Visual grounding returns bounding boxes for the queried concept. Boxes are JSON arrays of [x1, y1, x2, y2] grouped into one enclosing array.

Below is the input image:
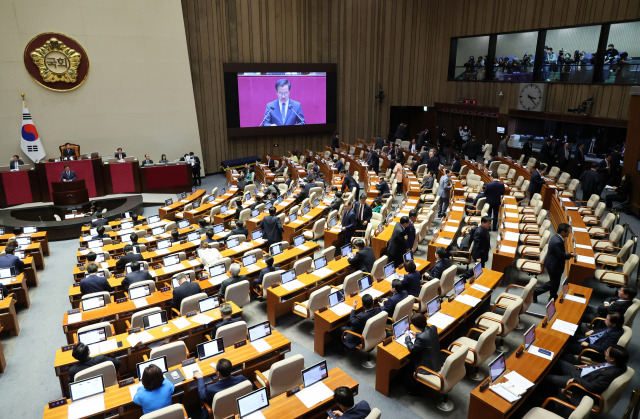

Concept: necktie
[[359, 204, 364, 220], [281, 103, 286, 124], [588, 330, 606, 344]]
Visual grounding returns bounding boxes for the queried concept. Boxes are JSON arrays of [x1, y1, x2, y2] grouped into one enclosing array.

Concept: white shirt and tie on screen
[[261, 78, 305, 126]]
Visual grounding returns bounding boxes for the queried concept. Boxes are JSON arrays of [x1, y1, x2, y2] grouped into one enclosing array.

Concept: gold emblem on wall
[[23, 33, 90, 92]]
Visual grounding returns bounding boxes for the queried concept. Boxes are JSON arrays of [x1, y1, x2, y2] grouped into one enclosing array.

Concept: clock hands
[[527, 94, 538, 104]]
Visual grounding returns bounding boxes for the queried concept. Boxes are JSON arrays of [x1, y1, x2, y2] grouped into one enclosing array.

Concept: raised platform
[[0, 195, 144, 241]]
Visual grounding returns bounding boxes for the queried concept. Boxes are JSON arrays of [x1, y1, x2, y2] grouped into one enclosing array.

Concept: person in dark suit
[[91, 212, 108, 227], [228, 220, 248, 238], [573, 143, 586, 178], [0, 246, 25, 273], [339, 294, 382, 350], [341, 171, 360, 200], [92, 225, 109, 240], [265, 155, 276, 170], [218, 263, 247, 300], [189, 152, 202, 186], [79, 263, 113, 295], [328, 191, 344, 211], [330, 386, 371, 419], [522, 139, 533, 160], [485, 172, 506, 231], [368, 148, 380, 174], [261, 79, 305, 126], [605, 174, 631, 209], [374, 135, 385, 150], [426, 150, 440, 176], [172, 273, 202, 310], [341, 201, 357, 247], [387, 216, 410, 267], [461, 137, 480, 161], [115, 245, 143, 271], [557, 142, 571, 172], [114, 148, 126, 159], [62, 143, 77, 158], [401, 260, 421, 297], [583, 286, 636, 324], [121, 261, 152, 291], [450, 155, 461, 174], [405, 209, 418, 251], [405, 314, 441, 392], [580, 162, 600, 201], [206, 303, 241, 342], [471, 216, 491, 268], [562, 312, 625, 362], [60, 164, 78, 182], [69, 343, 122, 382], [395, 122, 407, 141], [9, 155, 23, 170], [597, 155, 612, 195], [353, 194, 372, 233], [375, 178, 390, 198], [333, 158, 345, 173], [424, 247, 451, 280], [347, 239, 375, 273], [141, 154, 153, 166], [253, 255, 279, 286], [331, 131, 340, 150], [534, 223, 575, 302], [538, 138, 554, 167], [528, 163, 546, 196], [380, 279, 408, 315], [193, 358, 249, 419], [259, 207, 283, 246]]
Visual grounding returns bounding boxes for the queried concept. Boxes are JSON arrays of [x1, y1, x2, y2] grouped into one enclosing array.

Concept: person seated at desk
[[85, 252, 98, 263], [329, 386, 371, 419], [131, 214, 145, 226], [583, 286, 636, 325], [193, 358, 248, 419], [401, 260, 421, 297], [605, 174, 631, 209], [141, 154, 153, 166], [375, 178, 390, 198], [60, 164, 77, 182], [421, 171, 435, 191], [121, 261, 153, 291], [61, 143, 77, 158], [379, 279, 408, 314], [218, 263, 247, 300], [254, 255, 278, 286], [133, 364, 175, 414], [170, 229, 181, 243], [198, 241, 222, 268], [347, 239, 375, 273], [328, 191, 344, 212], [424, 247, 451, 280], [206, 303, 241, 340], [404, 313, 440, 393], [333, 158, 345, 173], [159, 154, 169, 164], [371, 197, 383, 213], [337, 294, 382, 352], [68, 342, 122, 382], [0, 283, 9, 299], [92, 225, 109, 240], [341, 201, 357, 247], [228, 220, 248, 238], [562, 312, 624, 363], [0, 246, 25, 273], [128, 233, 144, 253], [450, 154, 461, 174], [91, 211, 108, 227], [115, 245, 143, 271], [486, 151, 500, 166], [203, 229, 216, 244], [233, 199, 244, 221], [263, 180, 279, 197], [172, 272, 202, 309], [195, 218, 209, 235], [9, 155, 23, 170], [114, 148, 126, 159], [79, 263, 113, 296]]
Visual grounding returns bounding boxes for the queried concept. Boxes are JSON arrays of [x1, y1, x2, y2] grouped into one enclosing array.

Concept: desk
[[182, 187, 239, 222], [282, 206, 328, 243], [158, 189, 205, 220], [0, 295, 20, 336], [0, 273, 29, 309], [375, 269, 503, 396], [492, 196, 520, 273], [141, 163, 192, 192], [40, 158, 104, 199], [0, 168, 41, 207]]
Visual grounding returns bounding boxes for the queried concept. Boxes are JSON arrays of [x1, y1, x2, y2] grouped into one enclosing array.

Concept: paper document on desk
[[504, 232, 519, 242], [499, 245, 517, 254], [564, 294, 587, 304], [297, 244, 310, 251], [312, 267, 334, 278], [427, 312, 455, 329], [182, 363, 203, 379], [154, 249, 170, 256], [451, 206, 465, 212], [551, 319, 579, 335], [67, 313, 82, 324], [280, 280, 304, 291], [573, 227, 587, 233], [575, 244, 591, 250], [361, 288, 384, 299], [163, 264, 184, 274], [188, 259, 200, 267], [128, 383, 142, 400], [565, 206, 578, 210], [67, 394, 106, 419], [576, 255, 595, 265], [208, 275, 227, 287], [471, 283, 491, 294], [504, 204, 517, 209], [251, 338, 272, 353], [171, 317, 192, 330], [133, 298, 148, 309], [99, 338, 118, 354], [444, 226, 457, 233], [296, 382, 334, 408], [190, 313, 214, 325], [505, 371, 534, 390], [502, 222, 517, 229], [435, 237, 452, 246], [454, 294, 482, 307], [245, 263, 261, 272], [136, 330, 154, 344], [527, 345, 554, 360], [489, 383, 520, 403], [330, 302, 353, 317], [243, 411, 267, 419]]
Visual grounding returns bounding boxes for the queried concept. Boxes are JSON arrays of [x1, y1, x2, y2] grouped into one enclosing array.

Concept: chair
[[563, 366, 634, 414], [224, 281, 250, 307], [74, 361, 119, 387], [547, 166, 560, 179], [577, 325, 632, 364], [269, 241, 289, 255], [254, 354, 304, 398], [476, 297, 523, 352], [226, 234, 246, 244], [526, 157, 537, 169], [59, 143, 80, 156], [140, 404, 187, 419], [594, 254, 639, 287], [519, 220, 551, 244], [559, 179, 580, 198], [624, 299, 640, 328], [254, 270, 283, 299], [215, 321, 248, 348], [341, 310, 388, 368], [321, 246, 336, 263], [488, 160, 501, 172], [204, 380, 253, 419], [340, 271, 363, 295], [364, 408, 382, 419], [438, 265, 457, 298], [494, 277, 537, 329], [594, 239, 634, 268], [588, 212, 616, 237], [512, 180, 530, 200], [127, 307, 163, 329], [293, 286, 331, 328], [452, 242, 474, 269], [370, 256, 388, 281], [556, 172, 571, 188], [414, 279, 440, 313], [591, 224, 624, 252], [127, 280, 156, 297], [293, 257, 312, 276], [522, 396, 594, 419], [149, 341, 188, 368], [517, 230, 551, 258], [81, 291, 111, 305], [386, 296, 414, 330], [414, 345, 469, 411], [577, 194, 601, 214], [448, 324, 499, 381], [172, 292, 207, 316], [164, 221, 177, 232], [303, 219, 326, 241]]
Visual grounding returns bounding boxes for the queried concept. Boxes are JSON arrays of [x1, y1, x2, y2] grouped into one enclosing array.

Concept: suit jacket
[[114, 152, 127, 159], [374, 137, 385, 150], [218, 275, 247, 300], [340, 401, 372, 419], [383, 290, 408, 315], [580, 170, 599, 194], [581, 327, 624, 354], [347, 246, 375, 273], [574, 365, 626, 395], [328, 197, 344, 212], [402, 271, 421, 297], [462, 141, 480, 160], [387, 223, 407, 261], [9, 160, 23, 170], [369, 151, 379, 173], [558, 148, 571, 169], [263, 99, 305, 126], [69, 355, 122, 382], [529, 170, 545, 195], [60, 170, 78, 181], [376, 180, 390, 197], [334, 161, 345, 173], [544, 234, 572, 275], [574, 148, 585, 169], [539, 142, 553, 164], [197, 375, 248, 404], [497, 139, 508, 156], [426, 156, 440, 175], [405, 222, 416, 250], [406, 325, 441, 371], [121, 270, 152, 290], [0, 254, 25, 272], [331, 135, 340, 149], [343, 307, 382, 349], [471, 226, 491, 263], [62, 148, 77, 157], [342, 174, 359, 195], [522, 142, 533, 159], [80, 274, 113, 295], [451, 160, 461, 173], [229, 227, 248, 237], [115, 252, 144, 271], [484, 180, 506, 206], [353, 202, 372, 224], [259, 216, 283, 243], [172, 281, 202, 310], [437, 175, 451, 198], [342, 209, 357, 244], [428, 258, 451, 279], [597, 298, 632, 318], [141, 159, 153, 166]]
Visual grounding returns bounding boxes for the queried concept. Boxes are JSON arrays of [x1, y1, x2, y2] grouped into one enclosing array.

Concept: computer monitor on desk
[[328, 290, 345, 307], [427, 297, 441, 317], [237, 388, 269, 419], [302, 360, 329, 388], [546, 299, 556, 321], [524, 325, 536, 350], [197, 338, 224, 361], [473, 262, 483, 282], [136, 356, 168, 379], [129, 284, 150, 300], [489, 353, 507, 383], [69, 375, 105, 402], [248, 321, 271, 342], [392, 315, 410, 341]]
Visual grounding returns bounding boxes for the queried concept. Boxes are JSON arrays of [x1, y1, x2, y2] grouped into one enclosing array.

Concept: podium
[[51, 180, 89, 206]]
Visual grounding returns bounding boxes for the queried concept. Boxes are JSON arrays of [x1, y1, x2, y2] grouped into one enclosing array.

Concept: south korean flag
[[21, 99, 47, 162]]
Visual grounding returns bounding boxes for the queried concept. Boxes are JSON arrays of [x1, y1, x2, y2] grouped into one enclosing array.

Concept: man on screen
[[261, 79, 305, 126], [60, 164, 78, 182]]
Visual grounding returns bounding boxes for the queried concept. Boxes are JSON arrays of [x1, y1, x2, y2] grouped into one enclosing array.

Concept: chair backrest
[[416, 279, 440, 313], [538, 230, 551, 248], [243, 248, 263, 261], [215, 320, 248, 348], [391, 296, 415, 323], [526, 157, 536, 168], [618, 325, 632, 347], [227, 234, 246, 243], [600, 366, 634, 415], [364, 408, 382, 419], [625, 299, 640, 328], [260, 270, 284, 298], [518, 154, 525, 163], [211, 187, 218, 197], [507, 168, 516, 180], [557, 172, 570, 185], [266, 354, 305, 397], [501, 298, 523, 336], [77, 321, 113, 339], [179, 292, 208, 315], [475, 197, 486, 210], [238, 209, 251, 223], [293, 257, 312, 276], [439, 265, 457, 297], [140, 404, 186, 419], [519, 276, 538, 312], [440, 344, 469, 392], [488, 161, 501, 172], [312, 218, 327, 239], [514, 176, 524, 188], [128, 280, 156, 296], [497, 164, 509, 176], [567, 396, 594, 419], [150, 341, 188, 369], [342, 271, 363, 296], [521, 180, 530, 192], [623, 254, 639, 276], [362, 310, 388, 351], [224, 280, 250, 307], [474, 325, 499, 366], [211, 380, 253, 419], [536, 210, 547, 225], [164, 221, 177, 232], [74, 361, 119, 387], [306, 286, 331, 319], [183, 203, 193, 212], [548, 166, 560, 178], [617, 239, 634, 263], [131, 307, 163, 329], [610, 225, 624, 246], [600, 213, 616, 231], [321, 246, 336, 263], [371, 256, 388, 281]]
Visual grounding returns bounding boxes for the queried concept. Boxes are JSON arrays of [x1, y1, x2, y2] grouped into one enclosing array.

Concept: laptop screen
[[302, 360, 329, 388], [181, 192, 188, 199], [165, 199, 173, 206], [314, 256, 327, 270], [209, 195, 215, 203], [129, 284, 150, 300], [427, 297, 441, 317], [221, 205, 228, 214], [293, 235, 305, 247], [403, 251, 413, 262], [314, 198, 320, 207], [163, 255, 180, 267], [0, 227, 4, 235], [213, 223, 224, 234], [242, 254, 257, 267], [157, 239, 171, 250], [178, 220, 190, 229], [142, 311, 168, 330], [454, 278, 466, 296], [248, 321, 271, 342], [187, 231, 199, 242], [226, 237, 239, 248], [237, 388, 269, 418], [122, 212, 131, 219], [22, 226, 37, 234], [198, 296, 220, 313], [329, 217, 337, 228], [136, 356, 168, 379], [561, 278, 569, 297], [328, 290, 345, 307], [358, 275, 373, 292], [78, 327, 107, 345], [148, 215, 161, 224], [278, 196, 284, 203], [302, 205, 310, 215], [14, 250, 25, 260], [208, 263, 226, 278], [489, 353, 507, 382], [94, 253, 105, 263], [384, 263, 395, 279], [546, 299, 556, 320], [265, 202, 272, 211], [524, 325, 536, 350], [220, 187, 226, 195], [0, 267, 16, 279], [121, 221, 134, 230], [393, 315, 410, 340], [197, 338, 224, 361], [87, 239, 102, 249], [341, 244, 352, 258], [473, 262, 483, 280], [81, 295, 106, 312], [172, 275, 190, 288], [244, 193, 251, 201], [151, 226, 165, 236], [251, 230, 263, 241], [69, 375, 105, 402], [251, 209, 259, 217], [289, 213, 297, 222], [271, 244, 282, 256], [281, 269, 296, 284]]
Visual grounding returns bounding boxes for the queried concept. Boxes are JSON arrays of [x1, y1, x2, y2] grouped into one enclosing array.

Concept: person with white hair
[[217, 262, 248, 300]]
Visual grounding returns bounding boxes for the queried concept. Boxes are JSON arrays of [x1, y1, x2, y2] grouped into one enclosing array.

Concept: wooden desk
[[0, 231, 50, 256], [182, 187, 240, 222], [282, 206, 328, 243], [491, 196, 520, 273], [158, 189, 205, 220], [0, 273, 29, 309], [375, 269, 503, 396], [0, 295, 20, 336], [0, 241, 45, 270]]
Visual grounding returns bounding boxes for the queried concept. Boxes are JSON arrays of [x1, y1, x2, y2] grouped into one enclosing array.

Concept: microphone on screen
[[288, 104, 305, 125], [260, 105, 275, 127]]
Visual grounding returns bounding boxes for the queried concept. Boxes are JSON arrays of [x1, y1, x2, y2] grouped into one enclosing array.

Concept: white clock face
[[519, 84, 543, 111]]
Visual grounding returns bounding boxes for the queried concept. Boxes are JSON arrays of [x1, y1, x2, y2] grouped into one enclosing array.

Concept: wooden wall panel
[[182, 0, 640, 172]]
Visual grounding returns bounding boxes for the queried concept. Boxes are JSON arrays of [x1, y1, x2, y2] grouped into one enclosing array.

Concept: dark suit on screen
[[262, 99, 305, 126]]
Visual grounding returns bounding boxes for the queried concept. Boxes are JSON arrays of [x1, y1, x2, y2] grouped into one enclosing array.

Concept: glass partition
[[494, 31, 537, 82], [539, 25, 600, 83], [454, 36, 489, 81], [605, 21, 640, 84]]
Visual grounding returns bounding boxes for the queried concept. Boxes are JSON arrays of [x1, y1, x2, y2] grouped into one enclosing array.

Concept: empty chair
[[438, 265, 457, 298], [254, 354, 304, 398], [594, 239, 634, 268], [594, 254, 639, 287], [448, 324, 499, 380], [414, 279, 440, 313], [476, 297, 523, 352], [164, 221, 177, 232], [224, 280, 250, 307], [624, 299, 640, 328], [74, 361, 119, 387], [494, 276, 537, 329], [365, 408, 382, 419], [370, 256, 388, 281], [128, 280, 157, 297], [522, 396, 593, 419], [556, 172, 571, 187], [216, 320, 248, 348], [591, 224, 624, 252], [577, 194, 601, 214], [582, 202, 606, 225], [414, 344, 469, 411], [559, 179, 580, 198], [517, 230, 551, 258], [547, 166, 560, 179], [588, 212, 616, 237], [340, 271, 363, 295], [129, 307, 163, 329], [81, 291, 111, 305], [293, 286, 331, 325], [205, 380, 253, 419], [321, 246, 336, 263], [302, 218, 326, 242], [341, 310, 388, 368], [515, 245, 548, 280], [293, 257, 312, 276], [149, 341, 188, 368]]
